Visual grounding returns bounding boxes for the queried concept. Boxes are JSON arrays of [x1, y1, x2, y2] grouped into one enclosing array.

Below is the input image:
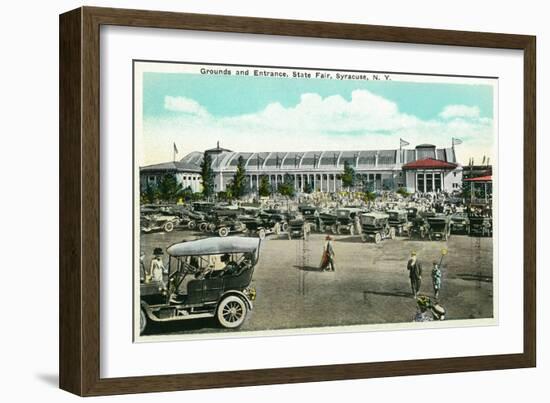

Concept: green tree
[[342, 160, 356, 190], [229, 156, 247, 198], [278, 173, 296, 198], [303, 181, 314, 194], [461, 181, 472, 200], [258, 175, 271, 197], [200, 152, 215, 198], [396, 187, 410, 197], [180, 186, 194, 202], [142, 180, 158, 203], [157, 173, 183, 202], [364, 191, 377, 203]]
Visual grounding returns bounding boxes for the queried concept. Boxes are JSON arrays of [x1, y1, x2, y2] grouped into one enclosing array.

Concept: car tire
[[374, 233, 382, 244], [217, 295, 248, 329], [198, 222, 207, 232], [258, 229, 266, 240], [140, 309, 148, 335], [218, 227, 229, 237], [163, 221, 174, 232], [331, 224, 338, 234], [187, 220, 196, 230], [281, 222, 289, 232], [208, 223, 216, 232], [389, 227, 396, 239]]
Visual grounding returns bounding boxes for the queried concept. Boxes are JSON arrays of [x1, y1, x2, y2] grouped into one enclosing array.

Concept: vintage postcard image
[[133, 61, 497, 341]]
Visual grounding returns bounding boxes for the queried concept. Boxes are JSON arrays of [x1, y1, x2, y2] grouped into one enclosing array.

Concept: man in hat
[[320, 235, 336, 271], [407, 251, 422, 297], [150, 247, 166, 286]]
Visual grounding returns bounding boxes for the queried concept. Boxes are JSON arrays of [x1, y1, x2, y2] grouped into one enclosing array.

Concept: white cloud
[[164, 96, 209, 117], [439, 104, 480, 119], [142, 91, 494, 166], [223, 90, 419, 134]]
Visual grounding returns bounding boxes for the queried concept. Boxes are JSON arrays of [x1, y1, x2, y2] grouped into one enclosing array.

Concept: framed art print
[[59, 6, 536, 396]]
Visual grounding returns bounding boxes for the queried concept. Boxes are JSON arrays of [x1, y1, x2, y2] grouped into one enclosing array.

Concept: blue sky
[[143, 72, 494, 121], [139, 69, 495, 166]]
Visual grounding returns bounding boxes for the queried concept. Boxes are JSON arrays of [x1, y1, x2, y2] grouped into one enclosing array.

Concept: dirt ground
[[140, 229, 494, 336]]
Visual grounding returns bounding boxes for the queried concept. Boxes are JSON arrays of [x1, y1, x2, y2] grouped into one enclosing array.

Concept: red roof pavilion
[[402, 158, 457, 170], [464, 175, 492, 182]]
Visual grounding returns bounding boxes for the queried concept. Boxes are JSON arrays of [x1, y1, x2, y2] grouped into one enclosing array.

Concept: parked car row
[[140, 198, 492, 240]]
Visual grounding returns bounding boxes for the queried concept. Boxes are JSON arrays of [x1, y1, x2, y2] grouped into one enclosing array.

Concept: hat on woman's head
[[153, 247, 163, 256]]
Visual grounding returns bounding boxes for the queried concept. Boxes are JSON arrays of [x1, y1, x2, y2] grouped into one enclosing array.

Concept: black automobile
[[139, 237, 260, 334], [332, 208, 362, 235], [318, 210, 338, 232], [409, 215, 429, 240], [427, 214, 451, 241], [360, 212, 395, 243], [259, 208, 289, 233], [450, 212, 470, 235], [469, 216, 493, 237], [140, 205, 181, 233], [387, 209, 410, 236], [287, 213, 311, 240], [298, 205, 324, 232], [406, 207, 419, 222]]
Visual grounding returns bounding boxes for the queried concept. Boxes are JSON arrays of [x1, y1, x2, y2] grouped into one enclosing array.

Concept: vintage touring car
[[427, 214, 452, 241], [469, 216, 493, 237], [332, 208, 363, 235], [360, 212, 395, 243], [287, 214, 311, 240], [140, 206, 181, 233], [387, 209, 411, 236], [139, 237, 260, 335], [450, 212, 470, 235]]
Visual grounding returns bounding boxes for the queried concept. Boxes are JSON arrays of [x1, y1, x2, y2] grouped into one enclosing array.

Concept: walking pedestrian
[[320, 235, 336, 271], [139, 251, 146, 283], [353, 214, 362, 235], [150, 247, 166, 286], [431, 261, 442, 299], [407, 251, 422, 297]]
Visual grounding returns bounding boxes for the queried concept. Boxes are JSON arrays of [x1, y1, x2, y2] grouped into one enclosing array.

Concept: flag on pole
[[400, 138, 410, 147], [486, 157, 490, 166], [173, 142, 179, 154], [482, 155, 486, 165], [452, 137, 463, 146]]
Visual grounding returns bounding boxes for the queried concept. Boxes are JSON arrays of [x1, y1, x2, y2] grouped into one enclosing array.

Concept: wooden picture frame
[[59, 6, 536, 396]]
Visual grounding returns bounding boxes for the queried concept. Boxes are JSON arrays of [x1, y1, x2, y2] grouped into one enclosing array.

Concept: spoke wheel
[[139, 309, 147, 335], [163, 221, 174, 232], [217, 296, 247, 329], [218, 227, 229, 237]]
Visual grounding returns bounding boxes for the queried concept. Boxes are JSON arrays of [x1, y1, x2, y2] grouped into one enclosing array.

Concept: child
[[431, 261, 442, 299]]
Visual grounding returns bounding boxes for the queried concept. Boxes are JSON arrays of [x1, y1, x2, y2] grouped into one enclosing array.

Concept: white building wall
[[405, 171, 417, 193], [444, 167, 463, 193]]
